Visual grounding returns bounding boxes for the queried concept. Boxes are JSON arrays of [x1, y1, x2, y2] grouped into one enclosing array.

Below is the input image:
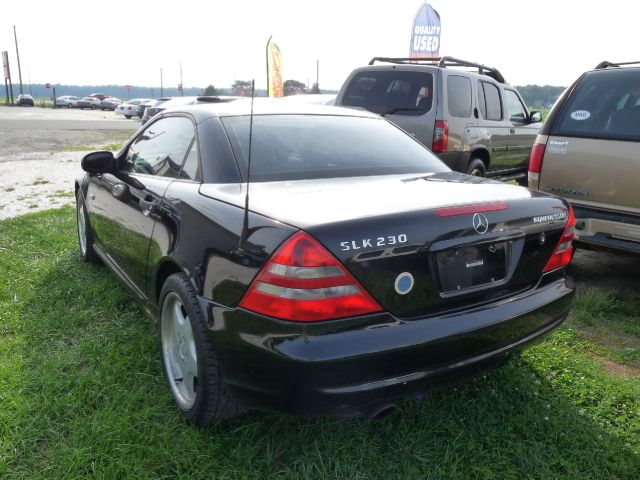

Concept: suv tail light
[[542, 204, 575, 273], [528, 142, 546, 188], [432, 120, 449, 153], [239, 231, 383, 322]]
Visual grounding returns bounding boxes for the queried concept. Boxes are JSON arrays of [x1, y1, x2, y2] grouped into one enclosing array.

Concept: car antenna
[[238, 79, 256, 252]]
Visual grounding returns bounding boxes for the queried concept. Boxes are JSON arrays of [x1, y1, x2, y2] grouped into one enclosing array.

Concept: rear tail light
[[432, 120, 449, 153], [528, 142, 546, 188], [239, 231, 383, 322], [543, 204, 575, 273]]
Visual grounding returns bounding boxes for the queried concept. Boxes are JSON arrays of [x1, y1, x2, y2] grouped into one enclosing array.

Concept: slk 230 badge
[[340, 234, 408, 251]]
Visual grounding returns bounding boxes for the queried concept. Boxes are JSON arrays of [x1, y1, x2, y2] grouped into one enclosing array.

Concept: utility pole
[[160, 68, 163, 97], [13, 26, 23, 95], [179, 61, 183, 96]]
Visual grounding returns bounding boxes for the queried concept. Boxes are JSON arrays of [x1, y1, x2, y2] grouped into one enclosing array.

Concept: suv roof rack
[[594, 60, 640, 69], [367, 56, 506, 83]]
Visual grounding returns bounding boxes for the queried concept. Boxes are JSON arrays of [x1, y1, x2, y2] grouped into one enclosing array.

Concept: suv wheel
[[466, 158, 487, 177]]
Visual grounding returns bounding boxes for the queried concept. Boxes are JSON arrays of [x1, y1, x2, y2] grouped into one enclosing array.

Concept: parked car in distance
[[140, 97, 173, 125], [16, 94, 35, 106], [336, 57, 542, 184], [138, 98, 157, 120], [529, 60, 640, 255], [78, 96, 101, 109], [100, 97, 122, 111], [76, 102, 575, 425], [141, 96, 243, 124], [55, 95, 81, 108], [114, 98, 151, 119]]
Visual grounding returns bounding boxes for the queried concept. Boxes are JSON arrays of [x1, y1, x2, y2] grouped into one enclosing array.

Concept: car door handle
[[510, 128, 516, 134]]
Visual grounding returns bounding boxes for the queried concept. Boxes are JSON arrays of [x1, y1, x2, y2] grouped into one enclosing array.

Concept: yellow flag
[[267, 37, 283, 98]]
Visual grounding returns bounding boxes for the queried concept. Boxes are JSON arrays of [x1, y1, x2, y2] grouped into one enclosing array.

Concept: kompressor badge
[[532, 212, 567, 223]]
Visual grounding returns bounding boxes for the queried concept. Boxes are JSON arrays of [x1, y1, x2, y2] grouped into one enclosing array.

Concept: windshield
[[221, 114, 449, 182]]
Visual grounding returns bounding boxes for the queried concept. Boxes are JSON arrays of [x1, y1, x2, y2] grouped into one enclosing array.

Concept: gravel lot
[[0, 106, 135, 220]]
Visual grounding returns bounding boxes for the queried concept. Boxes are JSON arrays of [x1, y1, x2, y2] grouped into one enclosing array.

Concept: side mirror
[[81, 151, 116, 173], [529, 111, 542, 123]]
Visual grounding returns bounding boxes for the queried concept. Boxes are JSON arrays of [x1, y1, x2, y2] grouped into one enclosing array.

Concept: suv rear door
[[539, 69, 640, 213]]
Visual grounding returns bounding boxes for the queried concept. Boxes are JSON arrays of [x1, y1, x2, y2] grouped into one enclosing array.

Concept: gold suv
[[528, 61, 640, 254]]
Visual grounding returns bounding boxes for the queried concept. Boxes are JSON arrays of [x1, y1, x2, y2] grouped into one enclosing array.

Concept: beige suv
[[528, 61, 640, 254]]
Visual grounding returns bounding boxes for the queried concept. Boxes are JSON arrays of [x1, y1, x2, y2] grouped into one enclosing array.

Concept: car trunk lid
[[201, 172, 571, 318]]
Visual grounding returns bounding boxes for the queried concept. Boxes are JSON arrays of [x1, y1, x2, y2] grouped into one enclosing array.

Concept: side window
[[480, 82, 503, 121], [447, 75, 472, 117], [505, 90, 528, 123], [123, 117, 195, 178], [180, 139, 200, 181]]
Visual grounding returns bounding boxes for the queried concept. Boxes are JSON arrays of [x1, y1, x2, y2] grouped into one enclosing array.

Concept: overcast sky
[[1, 0, 637, 91]]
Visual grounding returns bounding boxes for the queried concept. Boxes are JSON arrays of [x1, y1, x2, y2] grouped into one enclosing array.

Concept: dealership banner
[[266, 37, 283, 98], [410, 2, 441, 59]]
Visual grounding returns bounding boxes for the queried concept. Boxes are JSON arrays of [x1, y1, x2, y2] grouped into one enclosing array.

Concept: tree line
[[515, 85, 566, 108], [1, 82, 563, 104]]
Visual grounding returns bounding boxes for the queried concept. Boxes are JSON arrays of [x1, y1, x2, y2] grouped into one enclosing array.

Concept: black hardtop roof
[[367, 56, 506, 84], [162, 101, 382, 123]]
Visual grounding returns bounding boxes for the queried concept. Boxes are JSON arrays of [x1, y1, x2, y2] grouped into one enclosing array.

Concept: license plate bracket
[[436, 242, 508, 294]]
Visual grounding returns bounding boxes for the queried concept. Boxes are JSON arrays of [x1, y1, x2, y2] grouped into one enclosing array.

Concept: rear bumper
[[572, 204, 640, 254], [202, 274, 574, 417]]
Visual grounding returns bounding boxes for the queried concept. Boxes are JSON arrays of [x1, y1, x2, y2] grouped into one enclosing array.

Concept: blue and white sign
[[410, 2, 441, 58]]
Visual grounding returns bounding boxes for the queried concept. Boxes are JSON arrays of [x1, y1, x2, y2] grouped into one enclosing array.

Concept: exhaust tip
[[362, 403, 399, 421]]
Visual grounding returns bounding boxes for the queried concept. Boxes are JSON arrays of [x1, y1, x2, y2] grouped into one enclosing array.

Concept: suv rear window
[[553, 69, 640, 142], [221, 115, 449, 182], [341, 71, 434, 116]]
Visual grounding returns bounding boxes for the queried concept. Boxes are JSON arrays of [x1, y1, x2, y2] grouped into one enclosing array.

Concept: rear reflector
[[432, 120, 449, 153], [543, 204, 575, 273], [239, 231, 383, 322], [435, 201, 509, 217]]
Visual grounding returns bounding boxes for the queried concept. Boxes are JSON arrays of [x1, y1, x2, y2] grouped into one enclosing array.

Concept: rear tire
[[159, 273, 244, 426], [466, 158, 487, 177], [125, 115, 131, 119]]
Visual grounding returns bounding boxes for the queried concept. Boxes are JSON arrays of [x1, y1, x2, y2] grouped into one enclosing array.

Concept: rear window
[[341, 70, 434, 116], [221, 114, 449, 182], [553, 69, 640, 141]]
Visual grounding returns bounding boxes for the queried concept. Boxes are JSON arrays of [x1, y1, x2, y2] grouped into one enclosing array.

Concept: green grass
[[48, 132, 130, 155], [46, 190, 74, 199], [30, 178, 50, 186], [0, 208, 639, 479]]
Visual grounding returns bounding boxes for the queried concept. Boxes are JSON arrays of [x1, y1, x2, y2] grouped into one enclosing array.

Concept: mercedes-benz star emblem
[[472, 213, 489, 234]]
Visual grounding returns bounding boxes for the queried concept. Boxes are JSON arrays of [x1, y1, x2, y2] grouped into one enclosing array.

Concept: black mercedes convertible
[[75, 102, 575, 425]]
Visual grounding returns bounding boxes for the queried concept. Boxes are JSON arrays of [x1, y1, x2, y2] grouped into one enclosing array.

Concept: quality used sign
[[410, 2, 441, 58]]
